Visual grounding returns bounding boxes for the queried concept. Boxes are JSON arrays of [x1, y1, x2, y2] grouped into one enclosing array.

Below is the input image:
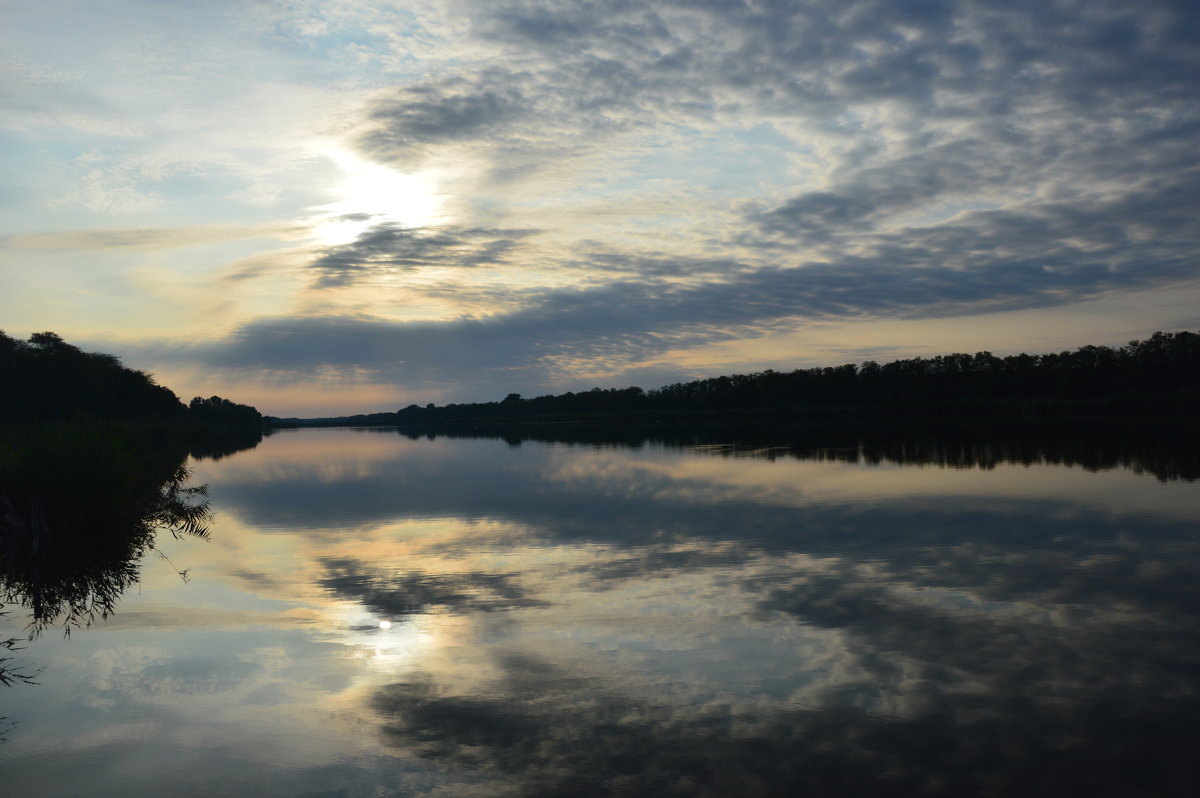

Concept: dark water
[[2, 428, 1198, 796]]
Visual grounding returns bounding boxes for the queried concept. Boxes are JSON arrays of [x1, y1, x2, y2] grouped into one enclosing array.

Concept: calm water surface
[[2, 428, 1198, 796]]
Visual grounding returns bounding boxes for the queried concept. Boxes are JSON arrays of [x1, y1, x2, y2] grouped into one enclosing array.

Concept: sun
[[309, 148, 448, 245]]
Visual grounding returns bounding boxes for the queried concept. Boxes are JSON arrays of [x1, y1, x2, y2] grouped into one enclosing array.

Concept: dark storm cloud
[[308, 223, 536, 287]]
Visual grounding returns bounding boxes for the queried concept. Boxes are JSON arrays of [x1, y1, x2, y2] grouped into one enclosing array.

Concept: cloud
[[362, 74, 530, 152], [307, 222, 538, 287], [141, 188, 1194, 396], [292, 0, 1200, 400], [363, 1, 1199, 241], [4, 224, 298, 252], [318, 556, 547, 617], [387, 1, 1199, 157], [20, 0, 1199, 407]]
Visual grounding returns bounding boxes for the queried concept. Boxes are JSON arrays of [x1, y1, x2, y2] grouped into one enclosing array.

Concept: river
[[2, 426, 1198, 796]]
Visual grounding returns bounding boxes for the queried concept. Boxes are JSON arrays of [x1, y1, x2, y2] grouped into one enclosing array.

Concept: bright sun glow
[[310, 149, 448, 245], [378, 619, 392, 629]]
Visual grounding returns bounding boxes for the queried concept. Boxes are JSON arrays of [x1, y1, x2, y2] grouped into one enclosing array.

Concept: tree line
[[380, 330, 1199, 426], [2, 331, 267, 644], [0, 330, 262, 429]]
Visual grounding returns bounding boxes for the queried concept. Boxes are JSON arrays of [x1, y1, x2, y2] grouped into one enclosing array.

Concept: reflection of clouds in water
[[129, 655, 265, 697], [318, 557, 549, 618], [365, 549, 1200, 797], [544, 444, 1200, 518], [203, 434, 1200, 552], [200, 434, 1192, 796], [372, 647, 885, 797], [82, 638, 341, 709], [22, 430, 1186, 796]]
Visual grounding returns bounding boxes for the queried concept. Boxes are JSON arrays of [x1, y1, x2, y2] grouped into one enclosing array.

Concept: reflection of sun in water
[[329, 606, 434, 676], [310, 148, 448, 245]]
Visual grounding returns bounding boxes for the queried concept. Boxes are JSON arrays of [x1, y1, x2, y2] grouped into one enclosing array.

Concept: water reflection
[[0, 425, 222, 637], [2, 428, 1198, 796], [186, 425, 266, 462], [320, 557, 548, 618], [395, 422, 1200, 481]]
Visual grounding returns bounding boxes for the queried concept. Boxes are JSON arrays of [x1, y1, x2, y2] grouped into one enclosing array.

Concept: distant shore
[[267, 330, 1199, 433]]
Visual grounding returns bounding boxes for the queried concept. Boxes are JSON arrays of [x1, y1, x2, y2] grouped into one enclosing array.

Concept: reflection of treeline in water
[[385, 421, 1200, 482], [276, 330, 1199, 429], [0, 422, 213, 636], [1, 330, 266, 452], [1, 331, 265, 636]]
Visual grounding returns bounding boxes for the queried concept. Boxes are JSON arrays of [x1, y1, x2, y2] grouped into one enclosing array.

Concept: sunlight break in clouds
[[1, 0, 1198, 414], [308, 148, 450, 246]]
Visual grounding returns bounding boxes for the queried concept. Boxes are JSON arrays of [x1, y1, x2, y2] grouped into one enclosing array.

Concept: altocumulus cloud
[[307, 223, 538, 287], [134, 0, 1198, 400], [153, 213, 1194, 396]]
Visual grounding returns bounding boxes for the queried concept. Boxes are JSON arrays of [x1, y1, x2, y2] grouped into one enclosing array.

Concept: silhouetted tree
[[0, 330, 186, 423], [188, 395, 264, 428], [372, 330, 1199, 428]]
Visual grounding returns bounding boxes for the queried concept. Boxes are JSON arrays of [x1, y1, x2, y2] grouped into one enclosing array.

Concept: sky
[[2, 0, 1198, 416]]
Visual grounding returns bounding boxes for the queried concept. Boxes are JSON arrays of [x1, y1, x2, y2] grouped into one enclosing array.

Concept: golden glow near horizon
[[2, 1, 1198, 415]]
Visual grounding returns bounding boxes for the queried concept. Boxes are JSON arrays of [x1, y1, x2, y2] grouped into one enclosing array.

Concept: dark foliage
[[383, 420, 1200, 482], [186, 426, 265, 461], [188, 395, 264, 428], [0, 422, 211, 637], [0, 331, 186, 424], [0, 330, 265, 436], [0, 332, 262, 700], [634, 330, 1200, 415], [271, 330, 1199, 428]]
